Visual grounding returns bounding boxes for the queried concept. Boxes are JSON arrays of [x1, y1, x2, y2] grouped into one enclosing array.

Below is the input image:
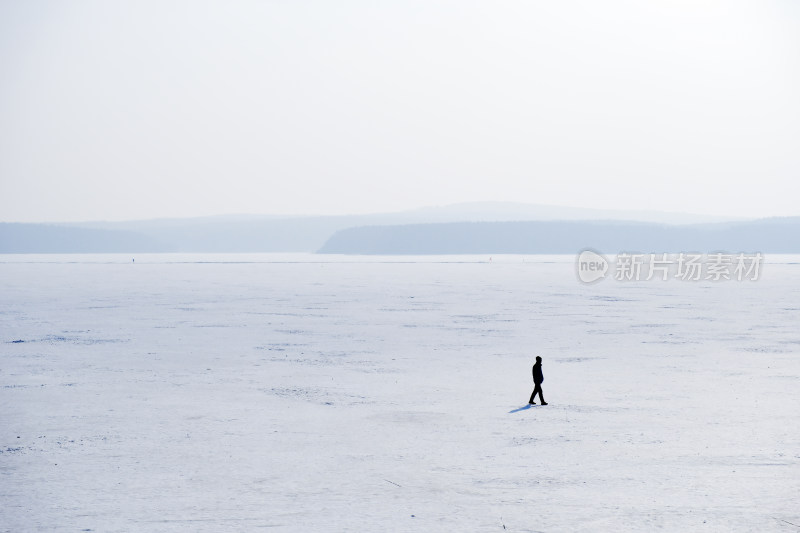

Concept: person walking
[[529, 356, 548, 405]]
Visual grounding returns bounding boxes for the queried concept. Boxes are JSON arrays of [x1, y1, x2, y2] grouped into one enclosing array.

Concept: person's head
[[536, 356, 542, 363]]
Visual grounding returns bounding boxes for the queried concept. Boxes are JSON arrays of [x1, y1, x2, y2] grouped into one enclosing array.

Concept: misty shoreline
[[2, 215, 799, 254]]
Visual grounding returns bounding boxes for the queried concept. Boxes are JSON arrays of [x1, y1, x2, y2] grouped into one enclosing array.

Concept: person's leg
[[531, 384, 542, 404], [537, 386, 547, 405]]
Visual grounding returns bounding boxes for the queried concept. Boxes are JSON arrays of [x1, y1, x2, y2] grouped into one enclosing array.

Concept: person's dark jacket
[[532, 362, 543, 385]]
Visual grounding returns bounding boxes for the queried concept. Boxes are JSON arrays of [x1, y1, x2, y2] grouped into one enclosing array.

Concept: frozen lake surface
[[2, 254, 799, 532]]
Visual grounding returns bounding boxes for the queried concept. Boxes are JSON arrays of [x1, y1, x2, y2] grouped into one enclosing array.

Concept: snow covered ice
[[1, 254, 799, 532]]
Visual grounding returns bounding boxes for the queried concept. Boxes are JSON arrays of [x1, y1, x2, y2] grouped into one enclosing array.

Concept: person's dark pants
[[529, 384, 544, 404]]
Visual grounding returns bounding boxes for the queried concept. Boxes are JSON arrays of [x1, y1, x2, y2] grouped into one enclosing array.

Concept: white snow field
[[1, 254, 799, 532]]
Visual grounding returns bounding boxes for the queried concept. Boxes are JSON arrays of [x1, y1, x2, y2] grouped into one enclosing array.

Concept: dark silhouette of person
[[529, 356, 547, 405]]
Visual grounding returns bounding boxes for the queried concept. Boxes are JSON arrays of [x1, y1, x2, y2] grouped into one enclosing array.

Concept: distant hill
[[61, 202, 746, 253], [399, 202, 741, 225], [317, 218, 800, 255], [0, 202, 773, 254], [0, 223, 168, 254]]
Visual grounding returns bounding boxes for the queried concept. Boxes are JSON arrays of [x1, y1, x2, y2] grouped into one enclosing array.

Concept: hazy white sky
[[1, 0, 798, 222]]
